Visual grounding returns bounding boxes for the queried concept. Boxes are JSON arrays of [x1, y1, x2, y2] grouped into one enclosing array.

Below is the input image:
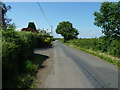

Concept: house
[[21, 28, 38, 32]]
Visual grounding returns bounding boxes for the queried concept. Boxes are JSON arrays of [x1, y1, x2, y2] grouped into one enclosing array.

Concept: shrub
[[2, 29, 52, 88], [108, 39, 120, 57], [66, 38, 120, 58]]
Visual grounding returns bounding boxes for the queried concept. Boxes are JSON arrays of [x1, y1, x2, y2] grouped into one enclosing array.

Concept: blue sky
[[5, 2, 104, 38]]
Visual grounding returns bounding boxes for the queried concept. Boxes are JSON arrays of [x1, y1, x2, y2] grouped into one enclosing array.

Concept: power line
[[37, 1, 53, 36], [37, 1, 51, 26]]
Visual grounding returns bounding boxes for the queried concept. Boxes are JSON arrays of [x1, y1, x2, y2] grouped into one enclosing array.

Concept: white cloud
[[79, 29, 104, 38], [16, 27, 22, 31]]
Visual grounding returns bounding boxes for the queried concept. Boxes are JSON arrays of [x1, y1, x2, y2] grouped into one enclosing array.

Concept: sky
[[5, 2, 104, 38]]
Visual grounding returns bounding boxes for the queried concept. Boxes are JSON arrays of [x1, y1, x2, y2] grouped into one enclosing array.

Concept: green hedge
[[67, 38, 120, 58], [2, 29, 52, 88]]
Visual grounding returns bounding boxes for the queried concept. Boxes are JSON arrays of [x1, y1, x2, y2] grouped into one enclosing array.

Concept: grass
[[0, 30, 2, 58], [59, 40, 120, 68], [4, 53, 46, 88], [0, 37, 2, 57]]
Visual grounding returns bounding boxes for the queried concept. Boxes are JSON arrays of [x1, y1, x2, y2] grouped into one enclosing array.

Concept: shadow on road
[[35, 44, 54, 51], [33, 53, 49, 69]]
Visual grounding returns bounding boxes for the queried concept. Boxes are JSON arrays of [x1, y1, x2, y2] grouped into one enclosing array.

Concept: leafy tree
[[27, 22, 36, 30], [93, 2, 120, 38], [7, 23, 16, 31], [0, 1, 11, 29], [56, 21, 79, 42]]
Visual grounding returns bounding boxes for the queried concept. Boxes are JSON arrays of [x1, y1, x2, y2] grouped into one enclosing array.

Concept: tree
[[56, 21, 79, 42], [0, 1, 11, 29], [27, 22, 36, 30], [7, 23, 16, 31], [93, 2, 120, 38]]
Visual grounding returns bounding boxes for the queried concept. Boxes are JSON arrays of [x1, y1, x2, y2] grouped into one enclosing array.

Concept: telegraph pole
[[51, 25, 53, 36]]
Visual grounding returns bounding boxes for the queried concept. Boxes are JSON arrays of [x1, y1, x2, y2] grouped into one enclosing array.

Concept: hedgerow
[[67, 38, 120, 58], [59, 38, 120, 67], [2, 28, 52, 88]]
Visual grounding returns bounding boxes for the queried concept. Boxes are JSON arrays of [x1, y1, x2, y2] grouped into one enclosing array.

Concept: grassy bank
[[5, 54, 46, 88], [58, 38, 120, 67], [0, 30, 2, 58]]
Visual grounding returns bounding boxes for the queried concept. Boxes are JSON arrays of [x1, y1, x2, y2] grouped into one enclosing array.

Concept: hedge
[[67, 38, 120, 58], [2, 29, 52, 88]]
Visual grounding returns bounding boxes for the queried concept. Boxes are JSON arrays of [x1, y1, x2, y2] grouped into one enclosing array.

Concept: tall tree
[[93, 2, 120, 38], [0, 1, 11, 29], [27, 22, 36, 30], [56, 21, 79, 42]]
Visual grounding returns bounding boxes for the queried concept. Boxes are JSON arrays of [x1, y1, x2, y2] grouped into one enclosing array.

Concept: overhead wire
[[37, 1, 51, 26], [36, 0, 53, 36]]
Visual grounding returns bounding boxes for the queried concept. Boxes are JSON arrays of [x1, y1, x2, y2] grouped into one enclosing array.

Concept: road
[[35, 41, 118, 88]]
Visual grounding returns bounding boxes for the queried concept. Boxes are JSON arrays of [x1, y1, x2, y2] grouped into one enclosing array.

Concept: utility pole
[[51, 25, 53, 36]]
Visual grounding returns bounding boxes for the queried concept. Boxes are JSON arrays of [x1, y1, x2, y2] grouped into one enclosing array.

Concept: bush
[[66, 38, 120, 58], [108, 39, 120, 57], [2, 29, 52, 88]]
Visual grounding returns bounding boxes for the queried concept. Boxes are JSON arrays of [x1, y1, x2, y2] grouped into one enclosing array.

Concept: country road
[[35, 41, 118, 88]]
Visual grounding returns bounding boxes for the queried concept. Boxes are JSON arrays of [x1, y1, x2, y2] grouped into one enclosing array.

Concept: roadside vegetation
[[58, 38, 120, 67], [1, 1, 120, 88], [1, 2, 53, 88], [2, 28, 53, 88]]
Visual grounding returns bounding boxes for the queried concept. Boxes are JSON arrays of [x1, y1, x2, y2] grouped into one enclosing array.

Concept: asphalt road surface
[[36, 41, 119, 88]]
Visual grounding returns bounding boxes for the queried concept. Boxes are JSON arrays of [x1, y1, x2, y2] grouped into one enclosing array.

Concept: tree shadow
[[33, 53, 49, 69], [35, 44, 54, 51]]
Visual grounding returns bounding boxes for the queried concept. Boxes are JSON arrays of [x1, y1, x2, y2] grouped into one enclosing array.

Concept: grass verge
[[4, 53, 46, 88], [59, 41, 120, 68]]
